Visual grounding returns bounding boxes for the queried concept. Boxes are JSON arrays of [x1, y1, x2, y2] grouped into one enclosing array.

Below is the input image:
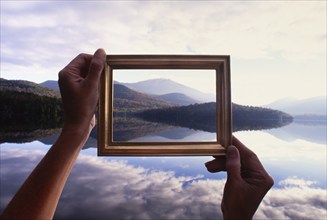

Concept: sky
[[1, 1, 326, 106], [114, 69, 216, 94]]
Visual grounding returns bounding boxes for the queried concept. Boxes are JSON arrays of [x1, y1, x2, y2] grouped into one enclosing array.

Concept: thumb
[[86, 48, 106, 85], [226, 145, 242, 183]]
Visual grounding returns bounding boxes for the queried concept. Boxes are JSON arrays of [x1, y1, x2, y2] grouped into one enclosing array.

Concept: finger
[[232, 136, 266, 171], [232, 136, 253, 158], [86, 48, 106, 85], [226, 145, 242, 182], [66, 53, 93, 73], [213, 154, 225, 159], [205, 157, 226, 173], [90, 115, 96, 129], [58, 53, 92, 80]]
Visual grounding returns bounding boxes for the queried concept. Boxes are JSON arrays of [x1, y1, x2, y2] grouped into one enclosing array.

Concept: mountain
[[1, 78, 60, 98], [155, 93, 199, 105], [232, 103, 293, 131], [265, 96, 326, 116], [113, 84, 173, 112], [39, 79, 206, 105], [40, 80, 60, 92], [0, 79, 63, 131], [121, 78, 215, 103]]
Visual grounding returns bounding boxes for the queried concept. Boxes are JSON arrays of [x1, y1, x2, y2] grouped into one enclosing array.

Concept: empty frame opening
[[112, 69, 217, 143]]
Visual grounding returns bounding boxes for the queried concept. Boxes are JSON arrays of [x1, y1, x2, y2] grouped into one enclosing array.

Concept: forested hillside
[[113, 84, 173, 112], [232, 103, 293, 131], [137, 102, 293, 132], [0, 79, 62, 131], [1, 78, 293, 134], [155, 93, 199, 105], [1, 78, 60, 98], [0, 91, 63, 131]]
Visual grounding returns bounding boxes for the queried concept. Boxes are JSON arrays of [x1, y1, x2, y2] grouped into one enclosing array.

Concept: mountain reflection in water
[[0, 118, 310, 145]]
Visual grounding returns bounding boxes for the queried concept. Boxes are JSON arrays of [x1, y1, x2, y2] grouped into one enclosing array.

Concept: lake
[[0, 120, 326, 219]]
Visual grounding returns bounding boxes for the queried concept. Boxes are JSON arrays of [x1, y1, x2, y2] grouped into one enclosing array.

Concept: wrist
[[61, 122, 93, 144], [62, 115, 95, 135]]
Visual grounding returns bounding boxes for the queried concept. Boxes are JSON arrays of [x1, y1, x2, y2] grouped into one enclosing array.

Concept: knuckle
[[247, 151, 259, 161], [58, 70, 65, 81], [58, 69, 68, 81], [265, 175, 274, 188], [259, 173, 274, 190], [90, 59, 104, 73]]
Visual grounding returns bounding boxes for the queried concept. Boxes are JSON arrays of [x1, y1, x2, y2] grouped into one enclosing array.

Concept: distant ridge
[[40, 78, 214, 104], [40, 80, 60, 92], [0, 78, 63, 131], [121, 78, 215, 103], [1, 78, 60, 98], [155, 93, 200, 105], [265, 96, 326, 116], [113, 84, 173, 111]]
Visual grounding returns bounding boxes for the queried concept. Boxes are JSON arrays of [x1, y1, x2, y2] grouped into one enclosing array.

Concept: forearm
[[1, 49, 104, 220], [1, 127, 90, 220]]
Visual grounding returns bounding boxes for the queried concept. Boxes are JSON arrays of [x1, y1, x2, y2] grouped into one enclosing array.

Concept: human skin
[[0, 49, 106, 220], [205, 136, 274, 220]]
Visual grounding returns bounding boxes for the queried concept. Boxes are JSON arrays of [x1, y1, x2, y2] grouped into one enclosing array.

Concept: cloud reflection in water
[[0, 148, 326, 220]]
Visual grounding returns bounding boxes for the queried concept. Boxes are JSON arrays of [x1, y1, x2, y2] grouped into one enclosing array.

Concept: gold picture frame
[[97, 55, 231, 156]]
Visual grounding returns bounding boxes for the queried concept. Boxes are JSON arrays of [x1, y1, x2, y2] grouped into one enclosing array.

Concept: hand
[[58, 48, 106, 134], [205, 136, 274, 220], [0, 49, 107, 220]]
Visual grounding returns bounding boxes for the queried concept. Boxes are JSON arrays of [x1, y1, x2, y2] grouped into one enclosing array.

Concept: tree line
[[136, 102, 293, 132], [0, 91, 63, 131]]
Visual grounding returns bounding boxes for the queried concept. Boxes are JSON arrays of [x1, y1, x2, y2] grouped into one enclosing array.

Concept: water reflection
[[130, 127, 215, 142], [1, 119, 326, 219], [0, 141, 326, 219], [0, 128, 61, 144], [265, 121, 327, 144], [1, 118, 296, 144]]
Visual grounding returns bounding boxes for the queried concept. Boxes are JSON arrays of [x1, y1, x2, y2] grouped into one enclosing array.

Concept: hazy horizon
[[1, 1, 326, 106]]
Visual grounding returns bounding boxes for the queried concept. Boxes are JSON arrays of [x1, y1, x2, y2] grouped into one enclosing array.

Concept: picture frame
[[97, 55, 231, 156]]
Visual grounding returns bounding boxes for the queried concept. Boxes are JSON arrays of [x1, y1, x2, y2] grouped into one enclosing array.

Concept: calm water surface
[[0, 121, 326, 219]]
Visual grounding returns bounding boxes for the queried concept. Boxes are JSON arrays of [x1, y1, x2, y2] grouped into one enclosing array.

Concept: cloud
[[2, 2, 325, 58], [1, 148, 326, 220], [279, 176, 318, 188], [1, 1, 325, 105], [255, 177, 327, 220]]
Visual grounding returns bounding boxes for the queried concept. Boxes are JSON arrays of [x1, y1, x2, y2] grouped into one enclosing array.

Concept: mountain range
[[1, 78, 295, 142], [1, 78, 60, 98], [39, 78, 211, 106], [265, 96, 326, 116], [4, 77, 323, 118], [40, 80, 60, 92], [119, 78, 215, 103], [155, 93, 199, 105], [113, 84, 173, 111]]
